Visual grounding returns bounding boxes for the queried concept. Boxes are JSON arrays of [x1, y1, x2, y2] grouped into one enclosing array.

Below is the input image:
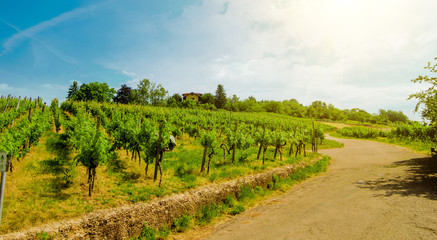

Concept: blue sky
[[1, 0, 437, 120]]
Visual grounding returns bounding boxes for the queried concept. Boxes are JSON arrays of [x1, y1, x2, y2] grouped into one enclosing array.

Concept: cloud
[[50, 0, 436, 121], [0, 83, 14, 92]]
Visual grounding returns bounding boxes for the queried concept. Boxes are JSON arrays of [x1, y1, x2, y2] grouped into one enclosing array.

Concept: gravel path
[[180, 135, 437, 239]]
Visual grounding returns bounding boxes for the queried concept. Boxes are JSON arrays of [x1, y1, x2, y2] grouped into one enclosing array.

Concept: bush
[[140, 225, 156, 240], [230, 204, 245, 215], [337, 126, 382, 139], [237, 185, 255, 202], [172, 215, 192, 232], [197, 203, 222, 224]]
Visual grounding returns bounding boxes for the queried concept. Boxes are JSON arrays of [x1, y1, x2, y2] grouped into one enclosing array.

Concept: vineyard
[[0, 96, 338, 234], [335, 122, 437, 153]]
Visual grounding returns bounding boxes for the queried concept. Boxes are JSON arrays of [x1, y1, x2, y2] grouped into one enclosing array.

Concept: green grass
[[375, 138, 436, 155], [331, 125, 435, 155]]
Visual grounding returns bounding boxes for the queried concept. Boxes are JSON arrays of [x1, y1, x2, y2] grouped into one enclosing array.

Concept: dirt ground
[[175, 135, 437, 239]]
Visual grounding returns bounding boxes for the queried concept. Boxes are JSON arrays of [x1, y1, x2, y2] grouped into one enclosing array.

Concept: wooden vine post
[[201, 140, 208, 173], [88, 116, 102, 197], [2, 96, 9, 114], [28, 107, 33, 122], [289, 125, 297, 156], [11, 97, 21, 127], [137, 115, 142, 165], [0, 152, 11, 225], [231, 122, 237, 163], [153, 121, 162, 182], [207, 148, 215, 174], [257, 123, 267, 160]]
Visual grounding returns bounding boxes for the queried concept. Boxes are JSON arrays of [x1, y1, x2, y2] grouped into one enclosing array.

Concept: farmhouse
[[182, 92, 202, 103]]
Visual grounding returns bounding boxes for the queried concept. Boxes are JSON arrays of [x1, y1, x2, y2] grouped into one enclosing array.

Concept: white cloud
[[0, 83, 14, 92], [97, 0, 437, 120]]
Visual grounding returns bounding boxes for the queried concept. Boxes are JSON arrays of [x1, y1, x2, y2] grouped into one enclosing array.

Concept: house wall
[[185, 94, 200, 102]]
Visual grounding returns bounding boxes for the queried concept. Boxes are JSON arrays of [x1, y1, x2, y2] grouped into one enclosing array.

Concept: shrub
[[238, 185, 255, 202], [172, 215, 192, 232], [197, 203, 222, 224]]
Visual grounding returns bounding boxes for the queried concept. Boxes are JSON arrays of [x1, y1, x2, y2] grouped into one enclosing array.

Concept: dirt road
[[182, 135, 437, 239]]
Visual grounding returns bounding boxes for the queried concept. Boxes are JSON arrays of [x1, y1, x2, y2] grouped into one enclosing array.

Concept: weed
[[157, 226, 170, 239], [208, 172, 218, 182], [229, 204, 245, 215], [238, 185, 255, 202], [37, 232, 55, 240], [223, 195, 237, 208], [197, 203, 222, 225], [130, 224, 156, 240], [174, 162, 195, 178], [172, 215, 192, 232]]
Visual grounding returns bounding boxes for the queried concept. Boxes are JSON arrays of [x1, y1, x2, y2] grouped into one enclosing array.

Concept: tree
[[171, 93, 182, 103], [409, 57, 437, 126], [200, 93, 214, 105], [69, 82, 116, 102], [263, 101, 283, 114], [214, 84, 227, 109], [131, 79, 168, 106], [113, 84, 132, 104], [167, 94, 182, 108], [67, 81, 79, 100]]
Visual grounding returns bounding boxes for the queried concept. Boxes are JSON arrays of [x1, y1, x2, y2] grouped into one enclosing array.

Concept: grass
[[0, 126, 341, 234], [330, 125, 435, 155], [375, 138, 436, 155]]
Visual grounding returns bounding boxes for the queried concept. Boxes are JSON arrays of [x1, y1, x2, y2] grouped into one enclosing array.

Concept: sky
[[1, 0, 437, 121]]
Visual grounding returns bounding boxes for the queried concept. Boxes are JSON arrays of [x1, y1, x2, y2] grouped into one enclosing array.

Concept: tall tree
[[214, 84, 227, 109], [67, 81, 78, 100], [131, 79, 168, 106], [409, 57, 437, 126], [113, 84, 132, 104]]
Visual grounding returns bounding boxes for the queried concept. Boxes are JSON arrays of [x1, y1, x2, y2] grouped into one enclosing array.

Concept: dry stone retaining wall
[[1, 160, 315, 240]]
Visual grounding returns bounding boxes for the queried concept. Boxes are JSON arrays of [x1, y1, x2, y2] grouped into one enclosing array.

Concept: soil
[[175, 135, 437, 239]]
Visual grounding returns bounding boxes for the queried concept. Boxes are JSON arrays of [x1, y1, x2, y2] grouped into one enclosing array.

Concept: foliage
[[68, 82, 116, 102], [167, 94, 182, 108], [66, 109, 110, 196], [377, 109, 409, 123], [138, 224, 156, 240], [182, 98, 196, 109], [37, 232, 55, 240], [200, 93, 214, 104], [197, 203, 222, 224], [409, 57, 437, 127], [337, 126, 383, 139], [67, 81, 79, 100], [131, 79, 168, 106], [389, 122, 437, 143], [113, 84, 132, 104], [214, 84, 227, 109], [237, 185, 256, 202], [172, 215, 192, 232]]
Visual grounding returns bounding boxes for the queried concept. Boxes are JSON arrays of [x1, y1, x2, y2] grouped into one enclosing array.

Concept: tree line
[[66, 79, 410, 124]]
